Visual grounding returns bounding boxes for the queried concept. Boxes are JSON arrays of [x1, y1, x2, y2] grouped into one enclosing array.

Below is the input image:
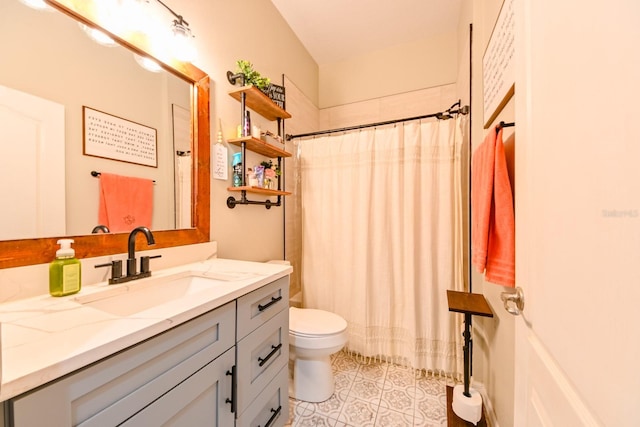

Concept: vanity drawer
[[9, 302, 236, 427], [117, 347, 235, 427], [237, 307, 289, 415], [236, 364, 289, 427], [237, 276, 289, 340]]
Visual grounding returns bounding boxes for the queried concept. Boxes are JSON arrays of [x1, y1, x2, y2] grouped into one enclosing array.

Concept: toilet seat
[[290, 330, 343, 338], [289, 307, 347, 336]]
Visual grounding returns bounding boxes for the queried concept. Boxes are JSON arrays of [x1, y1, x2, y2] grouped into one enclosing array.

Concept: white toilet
[[289, 307, 348, 402]]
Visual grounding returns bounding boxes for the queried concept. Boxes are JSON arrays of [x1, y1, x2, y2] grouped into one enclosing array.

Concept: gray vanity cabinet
[[6, 274, 291, 427], [8, 302, 236, 426]]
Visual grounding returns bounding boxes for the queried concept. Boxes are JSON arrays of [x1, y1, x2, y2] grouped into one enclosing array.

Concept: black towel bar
[[91, 171, 156, 183]]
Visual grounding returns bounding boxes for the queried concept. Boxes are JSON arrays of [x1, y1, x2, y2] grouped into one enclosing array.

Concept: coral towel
[[471, 128, 515, 287], [98, 173, 153, 233]]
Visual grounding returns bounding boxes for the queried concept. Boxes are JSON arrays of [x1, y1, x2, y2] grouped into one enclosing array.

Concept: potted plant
[[235, 60, 271, 91], [261, 160, 280, 189]]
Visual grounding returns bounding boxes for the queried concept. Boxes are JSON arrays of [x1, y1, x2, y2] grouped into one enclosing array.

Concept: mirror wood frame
[[0, 0, 210, 270]]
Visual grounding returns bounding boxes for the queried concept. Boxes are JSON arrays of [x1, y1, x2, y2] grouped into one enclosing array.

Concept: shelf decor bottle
[[232, 152, 243, 187], [243, 110, 251, 137]]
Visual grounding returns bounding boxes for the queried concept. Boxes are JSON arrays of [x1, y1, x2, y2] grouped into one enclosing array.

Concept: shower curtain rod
[[285, 101, 470, 141]]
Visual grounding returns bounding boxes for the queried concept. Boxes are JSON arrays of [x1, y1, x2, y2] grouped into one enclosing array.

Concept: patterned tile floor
[[286, 350, 456, 426]]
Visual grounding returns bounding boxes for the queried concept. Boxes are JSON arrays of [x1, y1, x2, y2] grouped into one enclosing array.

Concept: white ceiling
[[269, 0, 463, 65]]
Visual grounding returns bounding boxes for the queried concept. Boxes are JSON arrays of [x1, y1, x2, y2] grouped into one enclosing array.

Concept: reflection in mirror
[[0, 0, 192, 239], [0, 0, 210, 269]]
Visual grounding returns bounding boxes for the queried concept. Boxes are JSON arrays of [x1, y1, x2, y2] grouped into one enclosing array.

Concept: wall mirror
[[0, 0, 210, 269]]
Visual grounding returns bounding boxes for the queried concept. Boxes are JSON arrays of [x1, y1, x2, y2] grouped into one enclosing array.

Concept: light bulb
[[171, 20, 197, 63], [19, 0, 52, 11], [80, 23, 118, 47], [134, 53, 163, 73]]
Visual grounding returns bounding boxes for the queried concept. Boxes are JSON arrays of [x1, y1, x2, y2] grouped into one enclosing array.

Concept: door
[[0, 84, 65, 239], [513, 1, 640, 426], [172, 103, 191, 229]]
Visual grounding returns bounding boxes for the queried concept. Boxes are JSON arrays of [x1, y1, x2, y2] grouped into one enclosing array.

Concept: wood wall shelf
[[227, 78, 291, 209], [228, 86, 291, 121], [228, 136, 291, 158], [227, 186, 291, 197]]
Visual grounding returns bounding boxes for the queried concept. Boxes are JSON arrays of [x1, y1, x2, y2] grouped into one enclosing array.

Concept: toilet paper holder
[[501, 287, 525, 316]]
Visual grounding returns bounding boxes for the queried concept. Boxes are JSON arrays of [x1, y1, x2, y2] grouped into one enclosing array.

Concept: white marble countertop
[[0, 258, 292, 402]]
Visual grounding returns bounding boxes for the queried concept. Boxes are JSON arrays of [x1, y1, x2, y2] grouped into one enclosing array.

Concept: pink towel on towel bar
[[471, 128, 515, 287], [98, 173, 153, 233]]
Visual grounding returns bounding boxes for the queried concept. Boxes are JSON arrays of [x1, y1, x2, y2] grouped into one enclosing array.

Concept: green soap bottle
[[49, 239, 81, 297]]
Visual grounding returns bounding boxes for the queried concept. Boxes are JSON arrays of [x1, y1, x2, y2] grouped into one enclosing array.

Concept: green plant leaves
[[235, 59, 271, 90]]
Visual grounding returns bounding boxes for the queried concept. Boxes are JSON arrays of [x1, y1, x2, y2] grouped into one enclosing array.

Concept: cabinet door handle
[[258, 343, 283, 367], [258, 295, 282, 312], [259, 405, 282, 427], [225, 365, 236, 414]]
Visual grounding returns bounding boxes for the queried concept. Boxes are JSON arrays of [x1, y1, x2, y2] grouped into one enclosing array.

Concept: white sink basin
[[74, 272, 219, 317]]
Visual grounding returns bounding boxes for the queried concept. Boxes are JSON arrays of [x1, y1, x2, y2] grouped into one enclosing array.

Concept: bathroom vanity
[[0, 258, 290, 427]]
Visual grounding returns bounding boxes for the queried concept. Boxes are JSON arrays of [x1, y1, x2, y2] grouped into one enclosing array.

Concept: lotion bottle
[[49, 239, 81, 297]]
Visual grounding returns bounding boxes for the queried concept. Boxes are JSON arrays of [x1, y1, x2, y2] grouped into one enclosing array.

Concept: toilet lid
[[289, 308, 347, 336]]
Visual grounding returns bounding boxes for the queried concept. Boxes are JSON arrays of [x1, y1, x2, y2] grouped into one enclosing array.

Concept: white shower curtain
[[299, 117, 466, 375]]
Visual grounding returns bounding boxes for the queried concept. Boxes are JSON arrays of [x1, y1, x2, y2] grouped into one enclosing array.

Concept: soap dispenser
[[49, 239, 82, 297]]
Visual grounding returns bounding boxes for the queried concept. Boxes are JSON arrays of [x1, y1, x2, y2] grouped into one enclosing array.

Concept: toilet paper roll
[[452, 384, 482, 425]]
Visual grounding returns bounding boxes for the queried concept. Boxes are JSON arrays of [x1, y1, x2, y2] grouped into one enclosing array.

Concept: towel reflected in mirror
[[98, 173, 153, 233]]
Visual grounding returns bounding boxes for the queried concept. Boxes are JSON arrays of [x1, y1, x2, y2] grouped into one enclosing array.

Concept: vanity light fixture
[[50, 0, 197, 63], [156, 0, 197, 63], [170, 17, 197, 62]]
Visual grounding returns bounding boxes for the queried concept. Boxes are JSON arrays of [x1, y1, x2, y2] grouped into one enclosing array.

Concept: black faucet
[[127, 226, 155, 277], [91, 224, 110, 233], [95, 226, 161, 284]]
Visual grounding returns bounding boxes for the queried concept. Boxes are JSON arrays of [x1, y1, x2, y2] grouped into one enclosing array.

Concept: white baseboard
[[471, 381, 499, 427]]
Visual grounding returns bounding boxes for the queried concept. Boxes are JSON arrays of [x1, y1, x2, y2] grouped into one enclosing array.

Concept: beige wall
[[459, 0, 517, 426], [178, 0, 319, 262], [319, 32, 458, 108]]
